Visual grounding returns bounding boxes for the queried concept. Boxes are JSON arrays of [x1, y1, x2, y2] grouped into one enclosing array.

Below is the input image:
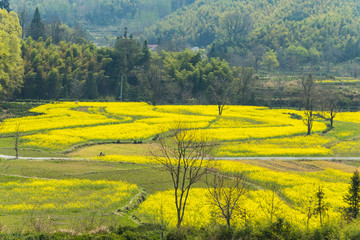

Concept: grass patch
[[0, 160, 139, 179], [69, 143, 153, 158], [0, 137, 64, 158], [327, 121, 360, 140]]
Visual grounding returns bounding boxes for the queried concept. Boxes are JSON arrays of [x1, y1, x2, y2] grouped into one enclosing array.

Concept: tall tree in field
[[28, 7, 45, 41], [344, 170, 360, 221], [301, 74, 316, 135], [0, 8, 23, 100], [0, 0, 10, 12], [206, 58, 233, 115], [314, 186, 328, 226], [150, 122, 215, 228], [206, 172, 247, 227]]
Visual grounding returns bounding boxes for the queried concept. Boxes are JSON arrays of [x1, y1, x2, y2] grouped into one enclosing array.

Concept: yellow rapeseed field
[[0, 179, 137, 214], [0, 102, 331, 151], [1, 101, 359, 156], [138, 160, 352, 228]]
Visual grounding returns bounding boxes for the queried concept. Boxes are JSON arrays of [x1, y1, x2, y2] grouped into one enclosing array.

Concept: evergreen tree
[[139, 40, 151, 67], [0, 0, 10, 12], [28, 7, 45, 41], [344, 170, 360, 220]]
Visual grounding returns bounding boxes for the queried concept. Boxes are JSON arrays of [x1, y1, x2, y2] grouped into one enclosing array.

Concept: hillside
[[10, 0, 360, 70], [145, 0, 360, 71], [10, 0, 195, 45]]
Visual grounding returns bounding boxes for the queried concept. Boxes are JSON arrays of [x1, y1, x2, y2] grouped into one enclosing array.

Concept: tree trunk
[[218, 105, 223, 116], [226, 218, 231, 227]]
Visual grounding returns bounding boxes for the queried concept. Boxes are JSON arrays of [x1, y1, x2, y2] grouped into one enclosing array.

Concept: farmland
[[0, 102, 360, 237]]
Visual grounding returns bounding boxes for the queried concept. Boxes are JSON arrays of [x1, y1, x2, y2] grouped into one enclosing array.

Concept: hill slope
[[10, 0, 196, 45], [145, 0, 360, 69]]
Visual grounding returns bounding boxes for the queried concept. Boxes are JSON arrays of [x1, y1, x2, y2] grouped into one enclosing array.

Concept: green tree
[[261, 50, 279, 72], [220, 10, 252, 43], [0, 8, 23, 100], [83, 71, 98, 99], [344, 170, 360, 221], [28, 7, 45, 41], [205, 59, 233, 115], [47, 68, 61, 99]]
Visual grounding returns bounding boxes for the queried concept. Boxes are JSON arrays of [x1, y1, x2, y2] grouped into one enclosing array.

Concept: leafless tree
[[17, 1, 30, 38], [233, 67, 255, 105], [259, 185, 282, 223], [314, 185, 328, 227], [150, 122, 215, 228], [14, 122, 21, 159], [206, 172, 247, 227], [301, 74, 315, 111], [301, 74, 316, 135], [251, 44, 266, 73], [303, 110, 316, 136], [319, 90, 339, 128], [206, 74, 232, 116]]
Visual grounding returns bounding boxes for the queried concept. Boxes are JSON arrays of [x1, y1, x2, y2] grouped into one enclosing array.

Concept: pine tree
[[28, 7, 45, 41], [344, 170, 360, 220], [139, 40, 151, 67], [0, 0, 10, 12]]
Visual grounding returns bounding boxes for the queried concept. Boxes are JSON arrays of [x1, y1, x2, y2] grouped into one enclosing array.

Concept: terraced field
[[0, 102, 359, 231]]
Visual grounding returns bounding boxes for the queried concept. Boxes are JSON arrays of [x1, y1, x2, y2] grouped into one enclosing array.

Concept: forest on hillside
[[8, 0, 360, 74], [1, 0, 360, 108], [10, 0, 195, 45]]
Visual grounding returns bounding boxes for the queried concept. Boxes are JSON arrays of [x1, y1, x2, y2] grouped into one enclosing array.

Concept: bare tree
[[206, 74, 233, 116], [319, 90, 339, 128], [150, 122, 215, 228], [301, 74, 315, 111], [259, 185, 282, 223], [14, 122, 21, 159], [233, 67, 255, 105], [250, 44, 266, 73], [314, 186, 328, 227], [16, 1, 30, 38], [303, 110, 316, 136], [206, 172, 247, 227], [301, 74, 316, 135]]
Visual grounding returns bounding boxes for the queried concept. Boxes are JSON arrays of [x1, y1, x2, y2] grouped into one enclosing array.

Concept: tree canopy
[[0, 8, 23, 100]]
